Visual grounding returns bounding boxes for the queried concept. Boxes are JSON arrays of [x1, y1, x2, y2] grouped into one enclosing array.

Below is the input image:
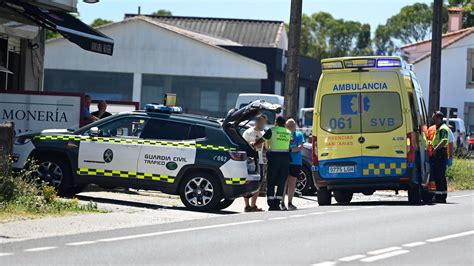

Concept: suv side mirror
[[89, 127, 100, 137]]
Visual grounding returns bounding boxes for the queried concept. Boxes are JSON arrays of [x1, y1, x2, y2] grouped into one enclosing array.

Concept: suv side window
[[140, 119, 192, 140], [189, 125, 207, 139], [87, 117, 147, 138]]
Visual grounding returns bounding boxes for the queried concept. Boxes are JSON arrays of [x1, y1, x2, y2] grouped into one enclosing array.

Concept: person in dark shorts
[[285, 118, 304, 211]]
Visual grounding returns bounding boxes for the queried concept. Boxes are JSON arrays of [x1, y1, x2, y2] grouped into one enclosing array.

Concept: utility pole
[[428, 0, 443, 115], [284, 0, 302, 119]]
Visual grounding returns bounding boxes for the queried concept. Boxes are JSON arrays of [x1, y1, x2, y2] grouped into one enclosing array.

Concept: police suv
[[12, 101, 281, 211]]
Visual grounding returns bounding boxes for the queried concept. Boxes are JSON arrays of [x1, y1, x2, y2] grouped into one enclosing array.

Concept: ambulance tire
[[35, 155, 80, 197], [179, 171, 223, 212], [317, 188, 332, 206], [334, 190, 353, 205], [215, 199, 235, 210], [408, 183, 423, 205]]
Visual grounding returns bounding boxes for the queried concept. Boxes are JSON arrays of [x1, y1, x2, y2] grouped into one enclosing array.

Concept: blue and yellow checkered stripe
[[34, 135, 236, 151], [363, 162, 407, 176], [225, 178, 247, 185], [77, 168, 175, 183]]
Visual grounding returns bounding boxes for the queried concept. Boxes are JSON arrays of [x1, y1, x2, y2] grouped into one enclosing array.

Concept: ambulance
[[311, 56, 431, 205]]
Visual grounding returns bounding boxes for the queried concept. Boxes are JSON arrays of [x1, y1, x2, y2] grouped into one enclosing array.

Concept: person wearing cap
[[252, 116, 291, 211], [430, 111, 450, 203]]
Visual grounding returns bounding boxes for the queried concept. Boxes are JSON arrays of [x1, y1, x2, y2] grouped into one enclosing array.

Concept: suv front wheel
[[34, 155, 83, 197], [179, 171, 222, 211]]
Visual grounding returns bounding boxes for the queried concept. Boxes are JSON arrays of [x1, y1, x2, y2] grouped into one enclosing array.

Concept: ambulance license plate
[[329, 166, 355, 174]]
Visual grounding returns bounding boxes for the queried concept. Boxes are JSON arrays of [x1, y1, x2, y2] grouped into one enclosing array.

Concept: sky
[[78, 0, 433, 32]]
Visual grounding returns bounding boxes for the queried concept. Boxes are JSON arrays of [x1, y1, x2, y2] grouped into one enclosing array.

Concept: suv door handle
[[366, 145, 380, 150]]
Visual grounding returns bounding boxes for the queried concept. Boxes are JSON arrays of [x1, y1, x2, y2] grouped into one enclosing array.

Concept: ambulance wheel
[[215, 199, 235, 210], [408, 184, 422, 205], [179, 172, 222, 212], [422, 190, 434, 204], [317, 188, 332, 206], [334, 191, 353, 204], [34, 155, 79, 197]]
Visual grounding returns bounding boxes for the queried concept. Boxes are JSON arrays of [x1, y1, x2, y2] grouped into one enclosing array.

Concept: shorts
[[244, 164, 266, 198], [289, 164, 302, 177]]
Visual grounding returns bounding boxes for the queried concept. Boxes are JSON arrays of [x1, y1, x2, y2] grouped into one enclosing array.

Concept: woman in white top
[[242, 115, 267, 212]]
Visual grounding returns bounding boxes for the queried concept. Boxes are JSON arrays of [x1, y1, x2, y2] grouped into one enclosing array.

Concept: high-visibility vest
[[265, 126, 291, 152], [432, 123, 450, 147], [427, 125, 437, 157]]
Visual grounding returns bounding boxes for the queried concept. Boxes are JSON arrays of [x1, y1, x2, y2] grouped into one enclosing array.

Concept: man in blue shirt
[[285, 118, 304, 211]]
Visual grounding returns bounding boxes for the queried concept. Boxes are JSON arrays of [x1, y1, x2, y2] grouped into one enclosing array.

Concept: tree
[[90, 18, 113, 28], [152, 9, 172, 16], [297, 12, 372, 59]]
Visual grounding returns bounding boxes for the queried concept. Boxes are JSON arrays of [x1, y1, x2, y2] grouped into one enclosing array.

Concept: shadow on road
[[76, 195, 239, 215], [335, 201, 458, 206]]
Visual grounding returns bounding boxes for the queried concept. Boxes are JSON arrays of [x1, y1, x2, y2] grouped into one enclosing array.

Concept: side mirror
[[89, 127, 100, 137]]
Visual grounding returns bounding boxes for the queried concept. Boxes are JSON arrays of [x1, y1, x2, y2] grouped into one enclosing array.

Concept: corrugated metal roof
[[124, 14, 285, 48]]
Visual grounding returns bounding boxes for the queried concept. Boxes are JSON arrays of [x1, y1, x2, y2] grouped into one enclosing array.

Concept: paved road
[[1, 191, 473, 265]]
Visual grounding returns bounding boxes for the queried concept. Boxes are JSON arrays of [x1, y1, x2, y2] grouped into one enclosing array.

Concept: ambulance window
[[140, 119, 191, 140], [320, 94, 361, 134], [360, 92, 403, 133]]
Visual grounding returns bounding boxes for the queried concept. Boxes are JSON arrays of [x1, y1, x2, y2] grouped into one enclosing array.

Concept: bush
[[0, 159, 99, 220], [446, 158, 474, 190]]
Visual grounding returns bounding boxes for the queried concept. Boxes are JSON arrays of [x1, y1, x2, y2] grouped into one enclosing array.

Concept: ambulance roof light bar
[[322, 57, 403, 70]]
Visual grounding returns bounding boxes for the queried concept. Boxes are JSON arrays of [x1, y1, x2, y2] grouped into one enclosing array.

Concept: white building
[[401, 8, 474, 132], [44, 16, 270, 117]]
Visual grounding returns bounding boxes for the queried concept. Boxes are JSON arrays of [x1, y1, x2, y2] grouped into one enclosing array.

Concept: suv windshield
[[320, 92, 402, 134]]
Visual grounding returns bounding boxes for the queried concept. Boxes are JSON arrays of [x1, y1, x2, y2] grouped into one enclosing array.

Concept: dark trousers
[[433, 148, 448, 201], [266, 152, 290, 208]]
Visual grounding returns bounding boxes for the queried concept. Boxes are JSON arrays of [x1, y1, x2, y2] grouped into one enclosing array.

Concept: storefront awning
[[6, 2, 114, 56]]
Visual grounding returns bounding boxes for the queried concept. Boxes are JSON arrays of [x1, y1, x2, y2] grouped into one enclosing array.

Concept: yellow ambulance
[[311, 56, 431, 205]]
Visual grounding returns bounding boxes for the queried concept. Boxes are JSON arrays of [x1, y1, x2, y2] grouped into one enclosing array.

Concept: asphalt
[[1, 191, 473, 265]]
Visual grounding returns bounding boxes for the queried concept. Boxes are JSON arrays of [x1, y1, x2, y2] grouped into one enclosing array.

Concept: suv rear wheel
[[215, 199, 235, 210], [179, 171, 222, 211], [34, 155, 82, 197]]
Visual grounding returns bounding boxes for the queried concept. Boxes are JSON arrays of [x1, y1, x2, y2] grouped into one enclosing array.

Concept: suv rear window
[[320, 92, 402, 134]]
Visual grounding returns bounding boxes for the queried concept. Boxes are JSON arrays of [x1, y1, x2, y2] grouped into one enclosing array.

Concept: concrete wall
[[413, 33, 474, 127]]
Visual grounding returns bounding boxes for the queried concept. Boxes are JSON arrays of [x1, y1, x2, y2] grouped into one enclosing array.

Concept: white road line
[[97, 220, 263, 243], [308, 212, 325, 215], [451, 193, 474, 198], [327, 210, 343, 213], [346, 208, 360, 211], [66, 241, 97, 246], [362, 206, 377, 209], [290, 214, 307, 218], [402, 241, 426, 247], [360, 250, 410, 262], [24, 246, 57, 252], [338, 254, 366, 262], [367, 246, 402, 255], [426, 230, 474, 243], [0, 252, 14, 257], [312, 261, 337, 266], [268, 217, 288, 220]]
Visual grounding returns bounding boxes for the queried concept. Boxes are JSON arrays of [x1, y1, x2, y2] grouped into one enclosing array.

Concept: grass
[[0, 161, 102, 222], [447, 157, 474, 191]]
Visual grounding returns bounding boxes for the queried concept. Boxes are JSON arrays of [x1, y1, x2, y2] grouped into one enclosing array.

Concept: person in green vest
[[431, 111, 450, 203], [253, 116, 291, 211]]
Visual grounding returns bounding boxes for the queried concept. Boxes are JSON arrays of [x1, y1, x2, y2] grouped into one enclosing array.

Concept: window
[[92, 117, 147, 138], [320, 92, 402, 134], [140, 119, 192, 140], [320, 93, 361, 134], [361, 93, 403, 133], [189, 125, 206, 139], [468, 48, 474, 88]]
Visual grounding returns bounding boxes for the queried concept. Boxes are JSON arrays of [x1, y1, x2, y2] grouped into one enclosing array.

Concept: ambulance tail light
[[228, 150, 247, 161], [407, 132, 415, 163], [312, 136, 319, 166]]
